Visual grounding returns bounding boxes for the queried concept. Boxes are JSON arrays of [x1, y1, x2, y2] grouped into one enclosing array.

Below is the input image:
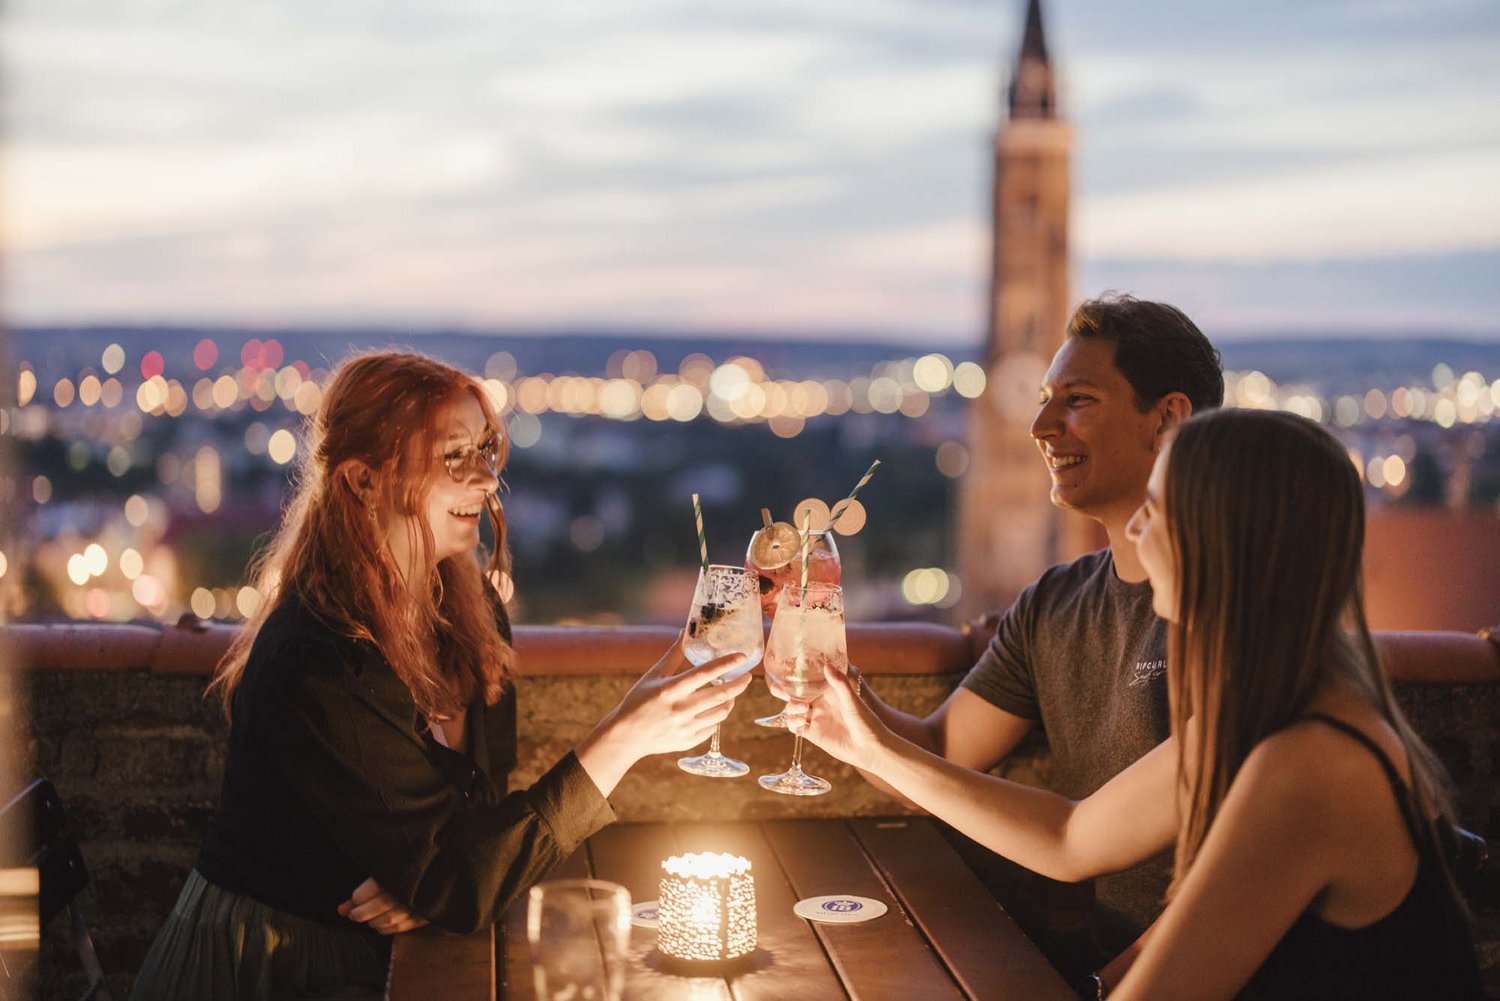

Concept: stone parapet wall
[[8, 622, 1499, 999], [9, 619, 989, 1000]]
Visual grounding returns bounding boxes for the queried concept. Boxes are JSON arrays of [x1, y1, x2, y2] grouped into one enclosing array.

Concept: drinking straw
[[828, 459, 882, 532], [799, 508, 813, 591], [692, 493, 709, 573]]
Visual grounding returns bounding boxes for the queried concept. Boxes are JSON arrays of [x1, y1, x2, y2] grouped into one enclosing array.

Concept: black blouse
[[196, 597, 614, 933]]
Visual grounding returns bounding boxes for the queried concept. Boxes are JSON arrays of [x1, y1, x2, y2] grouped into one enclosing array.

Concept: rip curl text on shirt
[[1129, 659, 1166, 687]]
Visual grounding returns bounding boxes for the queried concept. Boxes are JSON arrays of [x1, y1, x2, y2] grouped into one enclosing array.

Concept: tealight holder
[[656, 852, 757, 971]]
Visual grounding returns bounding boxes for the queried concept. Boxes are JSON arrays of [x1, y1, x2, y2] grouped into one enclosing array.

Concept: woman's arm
[[263, 632, 748, 933], [789, 665, 1179, 882], [339, 640, 751, 934]]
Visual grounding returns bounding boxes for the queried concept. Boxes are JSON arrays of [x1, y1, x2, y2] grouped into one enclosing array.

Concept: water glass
[[527, 878, 631, 1001]]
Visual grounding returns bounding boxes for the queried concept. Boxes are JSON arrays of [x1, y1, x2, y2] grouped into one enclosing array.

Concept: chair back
[[1442, 821, 1494, 907], [0, 779, 112, 1001]]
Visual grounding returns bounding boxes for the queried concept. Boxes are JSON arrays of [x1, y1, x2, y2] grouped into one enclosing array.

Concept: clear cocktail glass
[[758, 582, 845, 797], [677, 564, 762, 778], [746, 528, 839, 728]]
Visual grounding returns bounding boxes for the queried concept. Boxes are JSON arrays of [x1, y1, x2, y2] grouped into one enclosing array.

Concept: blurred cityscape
[[4, 326, 1498, 628]]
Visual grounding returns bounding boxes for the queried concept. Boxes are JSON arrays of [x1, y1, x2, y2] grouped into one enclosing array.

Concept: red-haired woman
[[131, 351, 750, 1000]]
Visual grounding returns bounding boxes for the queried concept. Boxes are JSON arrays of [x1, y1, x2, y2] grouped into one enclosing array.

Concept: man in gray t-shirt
[[961, 548, 1171, 953], [854, 296, 1218, 972]]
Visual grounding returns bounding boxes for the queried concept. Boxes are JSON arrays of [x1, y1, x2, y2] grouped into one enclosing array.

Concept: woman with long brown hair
[[132, 351, 750, 1000], [790, 408, 1483, 999]]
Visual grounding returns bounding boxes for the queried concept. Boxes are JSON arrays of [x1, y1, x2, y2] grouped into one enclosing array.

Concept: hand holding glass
[[759, 582, 846, 796]]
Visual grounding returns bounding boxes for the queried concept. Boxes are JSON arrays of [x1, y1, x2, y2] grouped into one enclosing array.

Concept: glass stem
[[706, 723, 723, 759], [789, 734, 806, 776]]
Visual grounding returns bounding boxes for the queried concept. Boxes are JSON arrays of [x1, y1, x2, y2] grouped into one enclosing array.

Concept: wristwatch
[[1480, 623, 1500, 658], [1074, 972, 1106, 1000]]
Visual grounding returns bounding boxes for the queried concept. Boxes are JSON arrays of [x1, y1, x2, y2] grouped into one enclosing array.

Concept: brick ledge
[[2, 619, 987, 678]]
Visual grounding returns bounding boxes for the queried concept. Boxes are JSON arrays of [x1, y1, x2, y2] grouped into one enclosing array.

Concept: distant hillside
[[1217, 337, 1500, 390], [13, 326, 975, 381], [14, 326, 1499, 391]]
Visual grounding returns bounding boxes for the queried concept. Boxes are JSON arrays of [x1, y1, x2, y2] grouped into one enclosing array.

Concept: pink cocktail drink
[[746, 523, 841, 726], [763, 583, 846, 699], [758, 582, 846, 797], [746, 530, 841, 619]]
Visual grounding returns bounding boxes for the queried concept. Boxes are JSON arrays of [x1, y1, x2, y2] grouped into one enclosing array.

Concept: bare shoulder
[[1248, 717, 1392, 775], [1235, 716, 1400, 826]]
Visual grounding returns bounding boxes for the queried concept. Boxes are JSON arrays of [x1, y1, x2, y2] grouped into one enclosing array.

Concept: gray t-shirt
[[961, 548, 1171, 950]]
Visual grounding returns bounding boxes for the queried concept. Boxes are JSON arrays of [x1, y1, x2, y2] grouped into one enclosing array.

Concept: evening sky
[[4, 0, 1498, 341]]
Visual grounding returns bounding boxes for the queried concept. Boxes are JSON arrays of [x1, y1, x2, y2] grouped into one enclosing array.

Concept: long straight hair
[[1162, 409, 1452, 893], [210, 351, 516, 720]]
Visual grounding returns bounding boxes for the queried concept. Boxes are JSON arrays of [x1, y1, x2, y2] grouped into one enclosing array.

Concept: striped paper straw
[[691, 493, 709, 572], [799, 507, 813, 591], [828, 459, 882, 531]]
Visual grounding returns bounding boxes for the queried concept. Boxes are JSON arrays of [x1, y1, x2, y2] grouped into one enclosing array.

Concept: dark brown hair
[[1068, 293, 1223, 413], [1161, 408, 1451, 891]]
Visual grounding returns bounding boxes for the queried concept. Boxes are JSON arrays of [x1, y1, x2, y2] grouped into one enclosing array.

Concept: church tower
[[959, 0, 1091, 618]]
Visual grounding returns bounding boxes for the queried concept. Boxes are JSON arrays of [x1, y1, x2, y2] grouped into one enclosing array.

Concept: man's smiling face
[[1028, 336, 1170, 524]]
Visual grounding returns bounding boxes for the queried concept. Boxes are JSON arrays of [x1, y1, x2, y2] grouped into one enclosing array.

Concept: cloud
[[2, 0, 1498, 336], [1082, 248, 1500, 337], [1078, 147, 1500, 260]]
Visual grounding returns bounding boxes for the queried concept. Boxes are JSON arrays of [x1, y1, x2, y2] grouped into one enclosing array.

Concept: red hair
[[211, 350, 515, 720]]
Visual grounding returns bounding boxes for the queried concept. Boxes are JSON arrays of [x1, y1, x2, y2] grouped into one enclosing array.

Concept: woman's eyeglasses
[[441, 433, 501, 483]]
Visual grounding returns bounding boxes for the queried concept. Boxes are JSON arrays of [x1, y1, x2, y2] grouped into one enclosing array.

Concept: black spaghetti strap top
[[1238, 713, 1485, 1000]]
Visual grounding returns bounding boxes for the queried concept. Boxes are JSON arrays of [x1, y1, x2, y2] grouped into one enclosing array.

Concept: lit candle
[[657, 852, 757, 967]]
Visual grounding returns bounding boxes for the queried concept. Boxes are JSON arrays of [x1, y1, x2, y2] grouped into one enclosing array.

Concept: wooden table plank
[[480, 819, 1080, 1001], [499, 846, 593, 1001], [588, 822, 732, 1001], [388, 925, 494, 1001], [852, 818, 1075, 1001], [763, 819, 965, 1001], [674, 821, 848, 1001]]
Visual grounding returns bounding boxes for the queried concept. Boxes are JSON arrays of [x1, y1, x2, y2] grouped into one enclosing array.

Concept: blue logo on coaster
[[821, 899, 862, 913], [636, 906, 658, 920]]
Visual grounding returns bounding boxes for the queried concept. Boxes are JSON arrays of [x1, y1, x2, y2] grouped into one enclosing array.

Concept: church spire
[[1020, 0, 1048, 62], [960, 0, 1078, 618], [1007, 0, 1056, 120]]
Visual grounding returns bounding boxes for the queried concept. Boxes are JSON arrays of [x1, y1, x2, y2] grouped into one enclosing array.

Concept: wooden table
[[390, 816, 1074, 1001]]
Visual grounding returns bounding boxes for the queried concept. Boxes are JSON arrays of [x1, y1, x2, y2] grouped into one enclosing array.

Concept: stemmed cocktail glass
[[746, 525, 839, 728], [676, 565, 762, 778], [758, 581, 846, 796]]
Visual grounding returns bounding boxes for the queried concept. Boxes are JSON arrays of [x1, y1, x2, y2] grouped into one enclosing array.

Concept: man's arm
[[1373, 630, 1500, 684], [855, 681, 1035, 806]]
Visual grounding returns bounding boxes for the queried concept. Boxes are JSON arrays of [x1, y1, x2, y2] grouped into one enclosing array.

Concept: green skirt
[[129, 869, 391, 1001]]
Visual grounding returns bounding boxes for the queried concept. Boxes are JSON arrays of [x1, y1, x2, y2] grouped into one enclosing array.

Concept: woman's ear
[[337, 460, 378, 506]]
